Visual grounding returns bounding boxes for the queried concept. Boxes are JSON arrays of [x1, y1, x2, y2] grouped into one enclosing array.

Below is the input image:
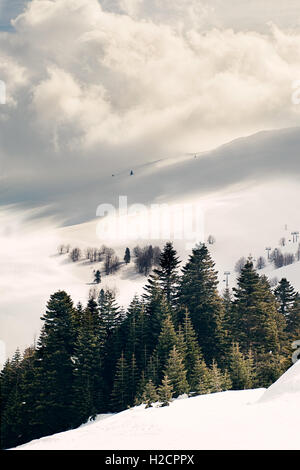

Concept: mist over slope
[[1, 127, 300, 364]]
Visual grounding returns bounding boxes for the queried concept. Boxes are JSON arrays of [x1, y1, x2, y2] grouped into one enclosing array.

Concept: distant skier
[[130, 170, 134, 175]]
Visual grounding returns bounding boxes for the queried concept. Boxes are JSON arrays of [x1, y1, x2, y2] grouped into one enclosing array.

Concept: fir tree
[[192, 357, 212, 395], [228, 343, 255, 390], [181, 310, 202, 386], [141, 380, 158, 408], [98, 289, 121, 336], [94, 270, 101, 284], [208, 360, 232, 393], [232, 262, 282, 355], [110, 352, 129, 412], [164, 346, 189, 397], [153, 241, 180, 308], [179, 244, 225, 364], [145, 352, 159, 385], [72, 308, 103, 426], [143, 275, 171, 348], [157, 375, 173, 407], [155, 314, 179, 381], [275, 278, 296, 317], [124, 247, 131, 264], [221, 288, 234, 356], [287, 294, 300, 336], [128, 354, 140, 406], [34, 291, 76, 436]]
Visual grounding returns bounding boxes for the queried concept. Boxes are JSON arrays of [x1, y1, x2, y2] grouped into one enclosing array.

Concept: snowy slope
[[262, 261, 300, 292], [13, 361, 300, 450], [1, 127, 300, 364]]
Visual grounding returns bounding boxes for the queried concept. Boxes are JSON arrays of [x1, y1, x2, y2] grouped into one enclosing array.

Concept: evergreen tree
[[221, 288, 234, 355], [191, 357, 212, 395], [181, 310, 202, 386], [141, 380, 158, 408], [164, 346, 189, 397], [275, 278, 296, 317], [72, 307, 103, 426], [34, 291, 76, 436], [287, 294, 300, 336], [157, 375, 173, 407], [110, 352, 129, 412], [134, 371, 147, 405], [0, 352, 26, 449], [179, 244, 224, 364], [98, 289, 121, 336], [122, 296, 146, 367], [124, 247, 131, 264], [94, 270, 101, 284], [128, 354, 140, 406], [145, 352, 159, 386], [153, 241, 180, 308], [255, 352, 283, 388], [143, 275, 171, 348], [155, 314, 179, 381], [208, 360, 232, 393], [228, 343, 255, 390], [232, 262, 282, 355]]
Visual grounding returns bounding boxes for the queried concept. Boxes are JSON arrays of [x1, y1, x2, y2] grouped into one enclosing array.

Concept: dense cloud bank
[[0, 0, 300, 222]]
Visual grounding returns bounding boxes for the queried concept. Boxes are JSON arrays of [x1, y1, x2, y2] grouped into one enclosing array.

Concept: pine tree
[[98, 289, 121, 336], [124, 247, 131, 264], [208, 360, 232, 393], [153, 241, 180, 308], [128, 354, 140, 406], [181, 310, 202, 386], [94, 270, 101, 284], [164, 346, 189, 397], [221, 288, 234, 356], [179, 244, 224, 364], [134, 371, 147, 405], [0, 352, 27, 449], [192, 357, 212, 395], [141, 380, 158, 408], [110, 352, 129, 412], [143, 275, 171, 349], [155, 314, 179, 381], [157, 375, 173, 407], [228, 342, 255, 390], [122, 296, 146, 366], [72, 308, 103, 426], [287, 294, 300, 336], [275, 278, 296, 317], [145, 352, 159, 386], [34, 291, 76, 436], [232, 262, 282, 355]]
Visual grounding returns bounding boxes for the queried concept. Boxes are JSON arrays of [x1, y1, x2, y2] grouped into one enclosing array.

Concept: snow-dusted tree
[[256, 256, 266, 270], [207, 235, 216, 245], [235, 256, 247, 274], [70, 247, 82, 262]]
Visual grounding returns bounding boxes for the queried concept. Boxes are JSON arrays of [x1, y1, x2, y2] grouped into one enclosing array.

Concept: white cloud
[[0, 0, 300, 217]]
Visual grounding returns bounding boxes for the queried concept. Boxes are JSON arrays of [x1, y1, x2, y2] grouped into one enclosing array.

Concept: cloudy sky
[[0, 0, 300, 224]]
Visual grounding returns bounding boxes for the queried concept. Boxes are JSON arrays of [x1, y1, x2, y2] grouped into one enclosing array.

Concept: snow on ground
[[1, 178, 300, 366], [13, 361, 300, 450], [1, 129, 300, 364], [259, 356, 300, 403]]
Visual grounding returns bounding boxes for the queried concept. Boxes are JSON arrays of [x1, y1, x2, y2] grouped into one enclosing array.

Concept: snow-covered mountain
[[13, 360, 300, 450], [1, 127, 300, 364]]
